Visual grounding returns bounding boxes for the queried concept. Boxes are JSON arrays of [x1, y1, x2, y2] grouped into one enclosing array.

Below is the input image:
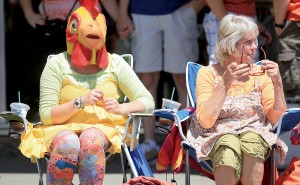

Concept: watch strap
[[273, 22, 285, 29]]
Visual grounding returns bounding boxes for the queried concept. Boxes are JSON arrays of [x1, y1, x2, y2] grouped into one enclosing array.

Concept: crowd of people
[[4, 0, 300, 184]]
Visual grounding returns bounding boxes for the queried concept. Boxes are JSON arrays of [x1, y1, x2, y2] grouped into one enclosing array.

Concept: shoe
[[139, 139, 160, 161], [286, 95, 300, 103]]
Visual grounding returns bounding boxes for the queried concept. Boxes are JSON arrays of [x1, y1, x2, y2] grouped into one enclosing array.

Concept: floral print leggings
[[47, 128, 111, 185]]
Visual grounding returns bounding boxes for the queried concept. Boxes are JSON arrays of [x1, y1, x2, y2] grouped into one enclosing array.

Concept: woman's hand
[[103, 98, 127, 115], [116, 15, 134, 39], [81, 89, 103, 106], [25, 12, 45, 29], [222, 62, 251, 85], [261, 60, 282, 84]]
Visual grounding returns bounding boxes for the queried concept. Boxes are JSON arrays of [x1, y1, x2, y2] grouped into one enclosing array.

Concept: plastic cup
[[10, 102, 30, 118], [161, 98, 181, 111], [159, 99, 181, 126]]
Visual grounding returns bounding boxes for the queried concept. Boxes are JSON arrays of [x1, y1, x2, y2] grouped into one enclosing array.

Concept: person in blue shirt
[[116, 0, 205, 160]]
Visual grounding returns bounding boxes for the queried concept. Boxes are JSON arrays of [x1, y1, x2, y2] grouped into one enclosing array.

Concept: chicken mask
[[66, 0, 108, 69]]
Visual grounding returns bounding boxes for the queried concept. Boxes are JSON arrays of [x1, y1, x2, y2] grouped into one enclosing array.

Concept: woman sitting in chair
[[19, 0, 154, 184], [187, 14, 287, 185]]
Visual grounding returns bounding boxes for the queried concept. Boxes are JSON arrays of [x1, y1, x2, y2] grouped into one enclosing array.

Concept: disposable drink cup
[[10, 102, 30, 118], [162, 98, 181, 111], [159, 98, 181, 126]]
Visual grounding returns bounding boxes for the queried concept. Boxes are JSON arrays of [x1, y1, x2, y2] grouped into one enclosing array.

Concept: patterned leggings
[[47, 128, 111, 185]]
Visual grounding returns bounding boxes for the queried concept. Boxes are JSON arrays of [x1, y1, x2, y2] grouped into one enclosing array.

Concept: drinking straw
[[18, 91, 21, 103], [18, 91, 21, 111], [170, 87, 175, 100]]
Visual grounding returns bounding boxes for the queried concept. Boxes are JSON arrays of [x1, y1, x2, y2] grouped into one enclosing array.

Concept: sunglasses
[[241, 46, 265, 76]]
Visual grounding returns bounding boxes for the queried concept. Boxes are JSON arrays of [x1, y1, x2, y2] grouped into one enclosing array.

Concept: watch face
[[74, 99, 81, 108]]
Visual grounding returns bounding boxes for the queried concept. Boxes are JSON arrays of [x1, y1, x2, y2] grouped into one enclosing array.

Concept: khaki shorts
[[208, 132, 271, 181], [130, 7, 199, 74]]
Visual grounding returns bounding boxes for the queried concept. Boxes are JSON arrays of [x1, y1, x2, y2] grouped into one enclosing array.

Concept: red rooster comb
[[79, 0, 99, 19]]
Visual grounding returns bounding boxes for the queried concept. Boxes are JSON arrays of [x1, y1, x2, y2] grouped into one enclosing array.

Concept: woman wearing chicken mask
[[19, 0, 154, 184]]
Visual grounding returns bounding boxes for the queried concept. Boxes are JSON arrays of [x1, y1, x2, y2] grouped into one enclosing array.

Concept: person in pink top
[[19, 0, 118, 29], [273, 0, 300, 103], [187, 14, 287, 185]]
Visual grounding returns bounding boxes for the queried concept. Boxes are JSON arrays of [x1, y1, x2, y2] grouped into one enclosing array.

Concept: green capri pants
[[208, 131, 271, 181]]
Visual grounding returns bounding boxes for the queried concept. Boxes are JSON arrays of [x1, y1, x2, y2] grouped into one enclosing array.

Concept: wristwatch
[[74, 97, 84, 109], [273, 22, 285, 29]]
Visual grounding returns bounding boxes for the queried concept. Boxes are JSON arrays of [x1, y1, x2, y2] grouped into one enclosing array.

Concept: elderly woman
[[187, 14, 287, 185]]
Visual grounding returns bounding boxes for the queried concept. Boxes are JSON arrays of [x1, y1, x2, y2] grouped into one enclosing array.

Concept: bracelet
[[273, 22, 285, 29]]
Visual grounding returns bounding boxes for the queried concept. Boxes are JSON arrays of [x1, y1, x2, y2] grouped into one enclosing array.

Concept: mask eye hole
[[70, 19, 78, 31]]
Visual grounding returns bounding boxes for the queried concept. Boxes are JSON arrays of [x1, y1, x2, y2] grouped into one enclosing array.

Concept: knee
[[79, 128, 110, 151], [211, 135, 242, 181], [240, 132, 270, 160], [213, 145, 241, 173], [51, 130, 80, 154]]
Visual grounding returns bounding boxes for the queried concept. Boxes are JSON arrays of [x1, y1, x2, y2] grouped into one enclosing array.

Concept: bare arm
[[273, 0, 290, 35], [262, 60, 287, 115], [184, 0, 207, 13], [100, 0, 118, 22], [18, 0, 45, 28], [205, 0, 227, 21], [116, 0, 134, 39]]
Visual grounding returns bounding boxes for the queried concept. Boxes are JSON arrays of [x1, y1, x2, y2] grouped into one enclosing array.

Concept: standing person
[[187, 14, 287, 185], [116, 0, 205, 161], [273, 0, 300, 103], [19, 0, 118, 29], [19, 0, 118, 52], [18, 0, 155, 184], [203, 0, 272, 65]]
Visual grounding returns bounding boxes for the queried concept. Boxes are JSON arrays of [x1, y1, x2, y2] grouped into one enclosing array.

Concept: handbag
[[35, 19, 68, 48], [276, 157, 300, 185], [34, 0, 78, 48]]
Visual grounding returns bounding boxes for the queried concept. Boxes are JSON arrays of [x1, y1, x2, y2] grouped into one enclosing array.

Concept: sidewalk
[[0, 173, 214, 185], [0, 137, 214, 185]]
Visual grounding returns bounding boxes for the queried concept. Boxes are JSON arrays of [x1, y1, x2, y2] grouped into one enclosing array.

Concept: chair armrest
[[153, 108, 195, 142], [0, 111, 28, 133], [271, 108, 300, 136], [122, 112, 154, 150], [152, 107, 195, 124]]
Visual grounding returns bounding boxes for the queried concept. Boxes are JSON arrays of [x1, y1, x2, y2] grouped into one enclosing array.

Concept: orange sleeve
[[260, 75, 285, 124], [195, 67, 218, 127]]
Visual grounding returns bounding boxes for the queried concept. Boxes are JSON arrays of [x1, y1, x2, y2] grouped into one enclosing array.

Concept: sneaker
[[139, 139, 160, 161], [286, 95, 300, 103]]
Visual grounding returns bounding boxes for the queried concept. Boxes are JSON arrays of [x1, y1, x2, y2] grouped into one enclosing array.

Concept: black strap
[[42, 0, 78, 21]]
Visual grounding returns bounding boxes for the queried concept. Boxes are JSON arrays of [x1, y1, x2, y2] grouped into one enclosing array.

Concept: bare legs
[[240, 152, 264, 185], [138, 72, 160, 141], [214, 166, 236, 185], [138, 72, 187, 140], [172, 73, 187, 107], [214, 153, 264, 185]]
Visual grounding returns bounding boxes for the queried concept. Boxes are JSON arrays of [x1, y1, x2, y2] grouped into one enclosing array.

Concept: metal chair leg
[[184, 147, 190, 185], [37, 158, 44, 185], [270, 148, 276, 185]]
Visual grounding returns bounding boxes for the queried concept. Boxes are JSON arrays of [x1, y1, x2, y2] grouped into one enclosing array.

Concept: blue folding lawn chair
[[153, 61, 300, 185]]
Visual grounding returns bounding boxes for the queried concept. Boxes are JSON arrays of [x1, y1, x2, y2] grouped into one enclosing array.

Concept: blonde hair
[[215, 14, 259, 63]]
